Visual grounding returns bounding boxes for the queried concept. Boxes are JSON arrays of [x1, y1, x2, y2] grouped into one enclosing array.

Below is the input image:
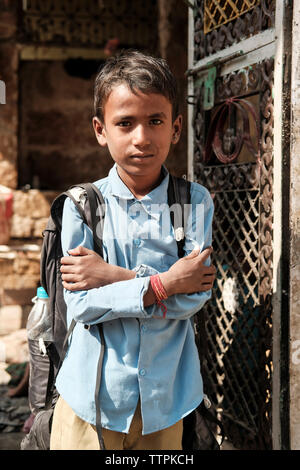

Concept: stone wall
[[0, 188, 56, 336], [0, 185, 61, 334], [0, 246, 40, 335], [0, 2, 34, 337], [0, 1, 18, 189]]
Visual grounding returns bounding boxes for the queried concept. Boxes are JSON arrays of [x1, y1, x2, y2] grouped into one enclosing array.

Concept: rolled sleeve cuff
[[109, 275, 152, 319], [65, 275, 154, 324], [133, 264, 159, 278]]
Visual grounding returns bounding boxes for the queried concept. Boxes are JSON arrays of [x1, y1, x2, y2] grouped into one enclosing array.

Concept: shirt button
[[133, 238, 141, 247], [139, 266, 146, 276], [139, 369, 146, 376], [141, 325, 147, 333]]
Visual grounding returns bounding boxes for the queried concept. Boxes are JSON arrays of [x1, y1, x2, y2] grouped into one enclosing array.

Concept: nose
[[132, 125, 150, 147]]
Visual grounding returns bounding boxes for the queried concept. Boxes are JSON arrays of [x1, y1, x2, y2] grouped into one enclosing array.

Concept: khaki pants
[[50, 396, 183, 450]]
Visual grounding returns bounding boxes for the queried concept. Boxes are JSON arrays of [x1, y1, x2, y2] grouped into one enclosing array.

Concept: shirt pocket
[[160, 253, 179, 271]]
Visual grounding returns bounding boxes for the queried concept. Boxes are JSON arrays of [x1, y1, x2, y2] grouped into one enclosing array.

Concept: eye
[[150, 119, 163, 125], [117, 121, 131, 127]]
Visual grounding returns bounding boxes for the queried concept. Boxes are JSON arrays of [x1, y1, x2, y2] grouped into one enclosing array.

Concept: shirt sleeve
[[61, 197, 153, 325], [144, 184, 214, 320]]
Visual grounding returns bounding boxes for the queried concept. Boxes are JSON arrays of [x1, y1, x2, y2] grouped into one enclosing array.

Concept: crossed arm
[[60, 244, 216, 307], [60, 185, 216, 321]]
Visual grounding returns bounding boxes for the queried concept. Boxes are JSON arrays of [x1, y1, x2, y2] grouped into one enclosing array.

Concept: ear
[[171, 114, 183, 144], [92, 117, 107, 147]]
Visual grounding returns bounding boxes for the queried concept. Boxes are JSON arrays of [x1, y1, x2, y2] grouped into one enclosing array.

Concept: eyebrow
[[113, 112, 167, 122], [148, 112, 167, 119]]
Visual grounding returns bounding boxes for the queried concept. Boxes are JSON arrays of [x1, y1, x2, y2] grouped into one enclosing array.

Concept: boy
[[50, 50, 216, 450]]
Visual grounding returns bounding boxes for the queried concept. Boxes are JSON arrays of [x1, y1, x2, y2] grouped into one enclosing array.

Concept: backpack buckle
[[175, 227, 184, 242]]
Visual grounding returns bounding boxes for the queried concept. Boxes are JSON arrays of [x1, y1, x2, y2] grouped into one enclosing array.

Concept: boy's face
[[93, 84, 182, 184]]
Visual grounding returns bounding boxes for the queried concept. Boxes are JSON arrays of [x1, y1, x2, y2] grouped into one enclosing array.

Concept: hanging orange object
[[0, 185, 13, 244]]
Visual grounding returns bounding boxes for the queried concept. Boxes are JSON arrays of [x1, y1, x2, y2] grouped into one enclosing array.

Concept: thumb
[[68, 245, 91, 256], [185, 248, 200, 259], [198, 246, 213, 263]]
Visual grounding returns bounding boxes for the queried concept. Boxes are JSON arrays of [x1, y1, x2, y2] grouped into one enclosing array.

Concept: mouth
[[130, 154, 154, 159]]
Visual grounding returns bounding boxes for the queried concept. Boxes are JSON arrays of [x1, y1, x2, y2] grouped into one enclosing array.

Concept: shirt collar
[[108, 163, 169, 205]]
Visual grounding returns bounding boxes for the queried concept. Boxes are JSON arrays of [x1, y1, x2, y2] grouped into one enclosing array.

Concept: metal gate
[[188, 0, 277, 449]]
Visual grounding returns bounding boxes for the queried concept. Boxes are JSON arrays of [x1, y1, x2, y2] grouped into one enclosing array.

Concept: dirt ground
[[0, 431, 25, 450]]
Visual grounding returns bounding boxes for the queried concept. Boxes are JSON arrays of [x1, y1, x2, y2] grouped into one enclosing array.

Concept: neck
[[116, 166, 164, 199]]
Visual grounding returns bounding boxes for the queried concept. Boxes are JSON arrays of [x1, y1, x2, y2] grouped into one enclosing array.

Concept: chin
[[121, 161, 158, 173]]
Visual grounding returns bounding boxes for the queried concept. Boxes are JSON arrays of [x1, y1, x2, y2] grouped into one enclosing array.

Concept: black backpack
[[21, 182, 105, 451], [21, 175, 222, 451]]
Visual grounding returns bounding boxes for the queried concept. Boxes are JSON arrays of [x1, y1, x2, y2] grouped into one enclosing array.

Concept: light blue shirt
[[56, 163, 214, 435]]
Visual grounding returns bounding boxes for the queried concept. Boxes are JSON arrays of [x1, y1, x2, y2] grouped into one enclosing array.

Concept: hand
[[60, 245, 135, 291], [159, 247, 216, 296]]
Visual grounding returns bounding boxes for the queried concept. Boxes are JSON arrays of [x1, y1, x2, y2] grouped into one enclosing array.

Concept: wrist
[[104, 264, 136, 284], [150, 274, 168, 318], [158, 271, 178, 297]]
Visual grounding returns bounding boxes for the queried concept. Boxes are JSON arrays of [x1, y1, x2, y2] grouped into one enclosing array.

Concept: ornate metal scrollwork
[[20, 0, 158, 49], [203, 97, 261, 164]]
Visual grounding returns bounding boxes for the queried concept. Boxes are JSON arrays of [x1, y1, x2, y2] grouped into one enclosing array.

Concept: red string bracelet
[[150, 274, 168, 318]]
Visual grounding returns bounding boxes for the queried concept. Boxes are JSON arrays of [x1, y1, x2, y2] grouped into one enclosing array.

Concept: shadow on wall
[[18, 58, 113, 191]]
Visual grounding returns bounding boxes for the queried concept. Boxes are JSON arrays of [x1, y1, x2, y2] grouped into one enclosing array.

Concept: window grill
[[194, 0, 275, 60], [204, 0, 260, 34], [192, 58, 274, 449]]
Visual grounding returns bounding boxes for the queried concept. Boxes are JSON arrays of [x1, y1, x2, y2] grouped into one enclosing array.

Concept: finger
[[62, 281, 85, 291], [60, 261, 79, 271], [60, 264, 74, 273], [199, 282, 214, 291], [68, 245, 91, 256], [203, 266, 217, 275], [60, 255, 78, 265], [61, 273, 81, 282], [202, 275, 215, 283], [203, 271, 216, 279], [199, 265, 216, 275], [200, 286, 213, 292], [185, 248, 200, 259]]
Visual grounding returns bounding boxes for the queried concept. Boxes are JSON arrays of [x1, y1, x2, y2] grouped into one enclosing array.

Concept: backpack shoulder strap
[[50, 183, 106, 257], [168, 175, 209, 377], [71, 183, 105, 258], [49, 190, 88, 232], [167, 175, 191, 258]]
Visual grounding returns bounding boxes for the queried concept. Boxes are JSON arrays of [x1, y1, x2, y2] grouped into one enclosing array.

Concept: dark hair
[[94, 50, 179, 121]]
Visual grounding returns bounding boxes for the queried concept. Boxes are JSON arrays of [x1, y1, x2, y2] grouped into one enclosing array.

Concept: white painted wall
[[289, 1, 300, 450]]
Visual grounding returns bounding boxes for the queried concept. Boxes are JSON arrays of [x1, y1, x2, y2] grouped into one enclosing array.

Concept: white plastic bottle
[[27, 287, 52, 355], [27, 287, 53, 415]]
